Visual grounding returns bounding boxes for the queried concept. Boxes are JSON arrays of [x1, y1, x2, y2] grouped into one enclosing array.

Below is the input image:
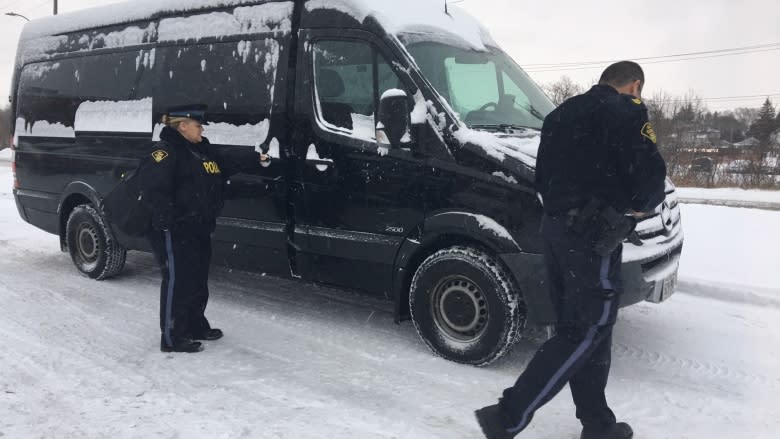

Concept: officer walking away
[[475, 61, 667, 439], [142, 105, 269, 353]]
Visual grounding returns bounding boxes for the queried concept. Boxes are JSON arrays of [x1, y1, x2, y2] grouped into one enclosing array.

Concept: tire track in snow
[[612, 341, 778, 388]]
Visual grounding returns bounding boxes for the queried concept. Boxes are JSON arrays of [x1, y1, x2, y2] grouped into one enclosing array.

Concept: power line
[[525, 47, 780, 72], [523, 42, 780, 68], [671, 94, 780, 103]]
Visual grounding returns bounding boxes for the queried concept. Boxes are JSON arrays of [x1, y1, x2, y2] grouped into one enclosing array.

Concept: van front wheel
[[66, 205, 127, 280], [409, 246, 524, 366]]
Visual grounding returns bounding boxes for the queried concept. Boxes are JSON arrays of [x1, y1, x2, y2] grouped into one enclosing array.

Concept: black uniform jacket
[[140, 126, 258, 231], [535, 85, 667, 214]]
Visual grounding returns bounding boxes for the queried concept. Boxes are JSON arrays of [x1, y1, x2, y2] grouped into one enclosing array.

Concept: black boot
[[191, 328, 223, 341], [161, 335, 203, 353], [581, 422, 633, 439], [475, 404, 515, 439]]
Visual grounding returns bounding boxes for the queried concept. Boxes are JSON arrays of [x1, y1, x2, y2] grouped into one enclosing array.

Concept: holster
[[566, 198, 640, 256]]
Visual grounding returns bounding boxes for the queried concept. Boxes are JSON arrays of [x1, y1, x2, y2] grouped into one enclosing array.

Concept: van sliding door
[[154, 36, 292, 276]]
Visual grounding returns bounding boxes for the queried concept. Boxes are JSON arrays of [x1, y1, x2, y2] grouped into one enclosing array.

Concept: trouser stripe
[[508, 255, 615, 434], [163, 230, 176, 347]]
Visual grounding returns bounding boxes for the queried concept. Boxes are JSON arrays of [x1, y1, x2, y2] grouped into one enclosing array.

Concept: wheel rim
[[430, 275, 489, 342], [76, 223, 100, 263]]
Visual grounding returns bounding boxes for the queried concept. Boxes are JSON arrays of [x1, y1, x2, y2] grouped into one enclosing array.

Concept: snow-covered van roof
[[304, 0, 497, 51], [20, 0, 496, 54], [16, 0, 294, 66], [20, 0, 264, 41]]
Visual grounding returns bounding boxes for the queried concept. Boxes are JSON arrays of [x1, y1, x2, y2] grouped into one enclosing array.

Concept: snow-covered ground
[[1, 163, 779, 438]]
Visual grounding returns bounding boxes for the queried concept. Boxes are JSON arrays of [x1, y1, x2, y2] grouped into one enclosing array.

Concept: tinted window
[[79, 50, 151, 102], [17, 59, 82, 132], [17, 51, 154, 137], [312, 40, 405, 140], [314, 40, 374, 126], [155, 39, 281, 128]]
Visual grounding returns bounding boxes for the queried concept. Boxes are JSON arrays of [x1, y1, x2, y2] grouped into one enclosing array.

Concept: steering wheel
[[478, 102, 498, 111]]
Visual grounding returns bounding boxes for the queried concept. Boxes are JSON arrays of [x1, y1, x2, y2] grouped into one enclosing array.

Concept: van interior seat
[[317, 68, 354, 130]]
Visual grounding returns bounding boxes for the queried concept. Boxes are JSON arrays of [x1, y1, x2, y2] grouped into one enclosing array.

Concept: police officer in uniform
[[475, 62, 667, 438], [142, 105, 268, 353]]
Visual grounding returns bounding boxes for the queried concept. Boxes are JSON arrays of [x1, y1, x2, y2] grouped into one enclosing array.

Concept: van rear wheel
[[409, 246, 524, 366], [66, 205, 126, 280]]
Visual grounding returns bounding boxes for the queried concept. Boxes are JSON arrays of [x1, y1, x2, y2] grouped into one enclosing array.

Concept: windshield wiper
[[528, 105, 545, 121], [470, 123, 533, 133]]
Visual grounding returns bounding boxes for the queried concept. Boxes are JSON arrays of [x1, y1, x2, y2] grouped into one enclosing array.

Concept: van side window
[[155, 39, 284, 145], [312, 40, 404, 142], [79, 51, 148, 102], [17, 59, 82, 135]]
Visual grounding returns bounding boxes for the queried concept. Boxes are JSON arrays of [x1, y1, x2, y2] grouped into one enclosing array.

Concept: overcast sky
[[1, 0, 778, 111]]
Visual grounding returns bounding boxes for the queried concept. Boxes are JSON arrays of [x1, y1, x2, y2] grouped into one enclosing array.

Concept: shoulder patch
[[641, 122, 657, 144], [151, 150, 169, 163], [632, 98, 642, 105]]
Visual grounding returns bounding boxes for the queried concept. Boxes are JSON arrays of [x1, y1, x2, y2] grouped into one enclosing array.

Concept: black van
[[9, 0, 683, 365]]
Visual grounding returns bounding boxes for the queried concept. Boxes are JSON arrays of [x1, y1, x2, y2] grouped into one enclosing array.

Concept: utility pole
[[54, 0, 58, 15]]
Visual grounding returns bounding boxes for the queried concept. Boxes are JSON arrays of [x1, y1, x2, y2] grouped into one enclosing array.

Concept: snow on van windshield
[[304, 0, 496, 51]]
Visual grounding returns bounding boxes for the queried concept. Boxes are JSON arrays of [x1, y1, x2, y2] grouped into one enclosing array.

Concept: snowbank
[[676, 187, 780, 205]]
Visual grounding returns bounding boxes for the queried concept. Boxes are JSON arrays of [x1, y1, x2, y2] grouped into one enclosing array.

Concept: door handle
[[305, 158, 333, 165]]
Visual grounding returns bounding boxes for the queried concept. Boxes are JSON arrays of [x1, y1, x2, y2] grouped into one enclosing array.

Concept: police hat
[[163, 104, 208, 123]]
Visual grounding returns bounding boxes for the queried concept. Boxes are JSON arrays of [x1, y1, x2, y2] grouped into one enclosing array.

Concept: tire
[[409, 246, 525, 366], [65, 204, 127, 280]]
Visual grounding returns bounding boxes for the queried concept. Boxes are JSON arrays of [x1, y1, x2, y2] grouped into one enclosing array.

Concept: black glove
[[152, 213, 174, 231], [592, 207, 637, 256]]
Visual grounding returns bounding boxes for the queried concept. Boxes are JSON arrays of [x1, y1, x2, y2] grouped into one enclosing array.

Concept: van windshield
[[407, 43, 555, 131]]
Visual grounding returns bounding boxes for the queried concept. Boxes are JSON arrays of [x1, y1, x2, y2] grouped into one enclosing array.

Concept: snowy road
[[1, 163, 779, 439]]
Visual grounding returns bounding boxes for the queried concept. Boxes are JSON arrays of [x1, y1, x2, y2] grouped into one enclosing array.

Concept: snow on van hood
[[304, 0, 497, 51], [453, 127, 540, 170]]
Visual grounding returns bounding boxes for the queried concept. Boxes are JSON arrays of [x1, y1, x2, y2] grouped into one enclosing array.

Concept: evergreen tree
[[748, 98, 777, 142]]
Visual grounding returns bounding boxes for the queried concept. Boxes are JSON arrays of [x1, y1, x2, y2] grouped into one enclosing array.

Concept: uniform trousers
[[500, 214, 622, 434], [148, 223, 213, 346]]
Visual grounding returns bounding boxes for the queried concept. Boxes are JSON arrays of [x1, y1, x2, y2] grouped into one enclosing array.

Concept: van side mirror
[[376, 89, 411, 149]]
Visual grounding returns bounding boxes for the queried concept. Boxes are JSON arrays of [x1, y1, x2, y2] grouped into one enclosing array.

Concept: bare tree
[[543, 76, 585, 106], [734, 107, 760, 134], [0, 106, 10, 149]]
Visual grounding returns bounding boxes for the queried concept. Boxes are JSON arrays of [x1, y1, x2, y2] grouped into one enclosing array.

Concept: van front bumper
[[500, 228, 683, 325]]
